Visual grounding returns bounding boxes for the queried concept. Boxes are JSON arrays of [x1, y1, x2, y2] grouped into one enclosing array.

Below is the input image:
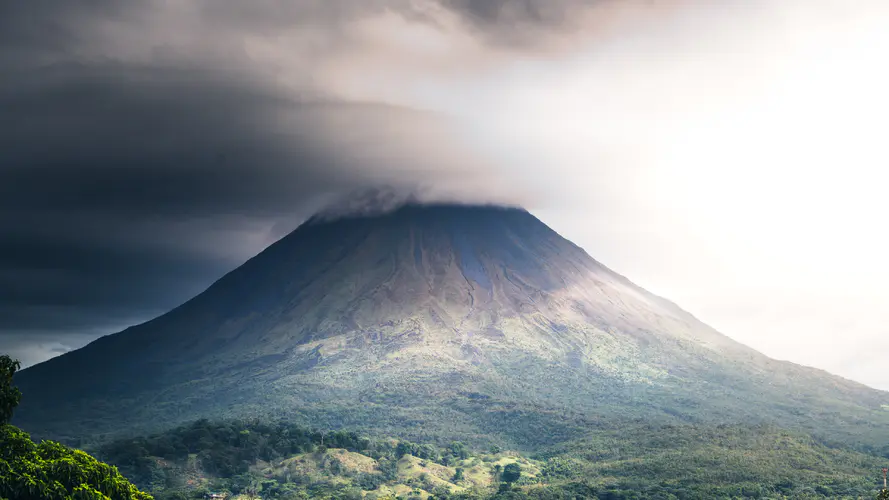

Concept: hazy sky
[[3, 0, 889, 389]]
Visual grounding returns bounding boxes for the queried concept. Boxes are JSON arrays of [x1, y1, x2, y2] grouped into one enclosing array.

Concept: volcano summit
[[13, 204, 889, 448]]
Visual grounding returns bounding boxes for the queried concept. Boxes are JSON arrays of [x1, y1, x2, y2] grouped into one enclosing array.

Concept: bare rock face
[[13, 204, 889, 448]]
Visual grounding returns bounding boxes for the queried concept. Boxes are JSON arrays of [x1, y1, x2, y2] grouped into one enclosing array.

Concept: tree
[[0, 355, 153, 499], [449, 442, 469, 460], [244, 480, 261, 500], [878, 488, 889, 499], [1, 422, 155, 499], [502, 463, 521, 484], [0, 354, 22, 424], [453, 467, 465, 482]]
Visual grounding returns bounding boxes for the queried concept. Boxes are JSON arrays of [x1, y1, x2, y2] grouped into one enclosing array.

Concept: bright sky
[[509, 2, 889, 389], [308, 0, 889, 388]]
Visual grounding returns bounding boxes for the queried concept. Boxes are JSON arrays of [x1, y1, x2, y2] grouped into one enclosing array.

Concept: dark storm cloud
[[0, 60, 395, 349], [1, 0, 576, 365]]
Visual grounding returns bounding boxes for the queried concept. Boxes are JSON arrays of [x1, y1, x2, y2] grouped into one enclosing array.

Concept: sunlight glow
[[449, 1, 889, 387]]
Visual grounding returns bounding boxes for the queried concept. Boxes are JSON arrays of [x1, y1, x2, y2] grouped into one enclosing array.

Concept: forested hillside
[[94, 418, 887, 500]]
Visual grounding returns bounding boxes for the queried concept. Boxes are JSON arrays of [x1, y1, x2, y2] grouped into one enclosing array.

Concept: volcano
[[13, 204, 889, 448]]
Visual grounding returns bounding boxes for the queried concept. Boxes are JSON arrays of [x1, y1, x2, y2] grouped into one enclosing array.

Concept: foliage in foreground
[[0, 424, 154, 500], [0, 355, 22, 425], [0, 354, 152, 500]]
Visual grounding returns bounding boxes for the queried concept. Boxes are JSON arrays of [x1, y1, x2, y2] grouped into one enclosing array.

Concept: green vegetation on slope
[[0, 354, 153, 500], [94, 418, 889, 500], [5, 347, 889, 499], [95, 419, 494, 499]]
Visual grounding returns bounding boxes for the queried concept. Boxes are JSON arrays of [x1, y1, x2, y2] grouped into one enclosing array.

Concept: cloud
[[0, 0, 567, 366], [3, 0, 889, 393], [0, 333, 99, 369]]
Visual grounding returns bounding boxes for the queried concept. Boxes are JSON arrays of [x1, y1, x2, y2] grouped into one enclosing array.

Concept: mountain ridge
[[13, 203, 889, 452]]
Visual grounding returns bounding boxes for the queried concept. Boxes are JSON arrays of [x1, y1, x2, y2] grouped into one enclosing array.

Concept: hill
[[12, 204, 889, 453], [94, 418, 885, 499]]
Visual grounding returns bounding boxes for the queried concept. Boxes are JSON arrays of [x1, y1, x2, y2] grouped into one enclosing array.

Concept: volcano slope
[[12, 204, 889, 450]]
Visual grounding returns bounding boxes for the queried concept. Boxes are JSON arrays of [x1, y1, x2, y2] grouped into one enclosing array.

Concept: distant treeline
[[94, 417, 888, 500], [97, 418, 474, 484]]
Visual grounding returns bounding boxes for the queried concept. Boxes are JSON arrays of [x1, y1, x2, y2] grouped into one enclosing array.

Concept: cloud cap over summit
[[3, 0, 889, 391]]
